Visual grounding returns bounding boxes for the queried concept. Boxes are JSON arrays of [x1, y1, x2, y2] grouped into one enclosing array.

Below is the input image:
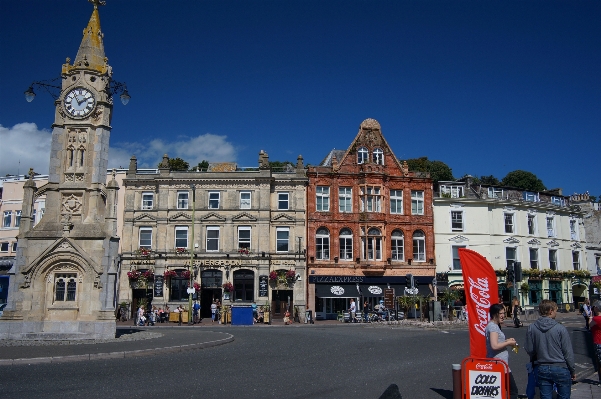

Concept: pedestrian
[[485, 303, 519, 399], [175, 305, 182, 326], [193, 301, 200, 324], [590, 301, 601, 385], [251, 301, 258, 323], [582, 298, 592, 330], [364, 300, 370, 323], [349, 298, 356, 323], [211, 300, 217, 323], [525, 299, 576, 399], [512, 296, 522, 328], [136, 305, 144, 326]]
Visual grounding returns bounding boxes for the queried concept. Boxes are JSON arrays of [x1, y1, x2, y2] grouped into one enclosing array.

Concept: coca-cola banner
[[459, 248, 499, 358]]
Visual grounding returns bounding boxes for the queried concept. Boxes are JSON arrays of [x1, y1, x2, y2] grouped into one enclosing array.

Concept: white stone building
[[434, 177, 588, 310]]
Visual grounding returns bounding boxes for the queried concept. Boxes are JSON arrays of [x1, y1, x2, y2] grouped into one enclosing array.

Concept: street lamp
[[188, 184, 196, 325]]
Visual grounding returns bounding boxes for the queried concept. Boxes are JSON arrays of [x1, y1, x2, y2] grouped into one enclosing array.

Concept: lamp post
[[187, 184, 196, 325]]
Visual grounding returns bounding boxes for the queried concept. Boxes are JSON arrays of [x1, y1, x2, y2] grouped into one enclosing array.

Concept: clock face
[[64, 87, 96, 118]]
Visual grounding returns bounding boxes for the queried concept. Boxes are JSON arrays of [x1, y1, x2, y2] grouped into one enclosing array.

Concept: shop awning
[[315, 284, 361, 298]]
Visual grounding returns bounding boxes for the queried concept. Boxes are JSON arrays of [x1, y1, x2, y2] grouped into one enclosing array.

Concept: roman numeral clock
[[64, 87, 96, 118]]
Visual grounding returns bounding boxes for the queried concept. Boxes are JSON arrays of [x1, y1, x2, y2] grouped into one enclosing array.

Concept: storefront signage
[[330, 286, 345, 295], [310, 276, 365, 283], [184, 259, 242, 267], [461, 357, 508, 399], [384, 289, 395, 308], [271, 260, 296, 266], [259, 275, 268, 297], [153, 275, 164, 297], [368, 286, 383, 295], [131, 259, 155, 266]]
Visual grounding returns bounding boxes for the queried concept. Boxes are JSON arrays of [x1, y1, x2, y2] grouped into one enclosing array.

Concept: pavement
[[0, 311, 599, 398]]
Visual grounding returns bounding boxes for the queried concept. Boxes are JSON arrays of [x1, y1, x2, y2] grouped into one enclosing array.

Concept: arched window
[[79, 148, 85, 167], [55, 273, 77, 302], [67, 147, 74, 168], [363, 228, 382, 260], [316, 227, 330, 260], [357, 147, 369, 164], [339, 228, 353, 260], [412, 230, 425, 262], [391, 230, 404, 261], [372, 148, 384, 165], [170, 269, 190, 301]]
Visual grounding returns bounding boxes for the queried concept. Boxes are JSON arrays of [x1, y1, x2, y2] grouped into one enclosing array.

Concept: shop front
[[310, 275, 434, 320]]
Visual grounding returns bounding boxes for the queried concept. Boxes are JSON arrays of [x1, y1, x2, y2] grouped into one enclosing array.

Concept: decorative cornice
[[449, 235, 469, 243], [527, 239, 541, 246], [201, 212, 226, 221], [503, 237, 520, 244], [232, 212, 258, 222], [169, 212, 191, 221], [571, 242, 582, 249], [272, 213, 295, 221], [134, 213, 157, 221], [547, 240, 560, 247]]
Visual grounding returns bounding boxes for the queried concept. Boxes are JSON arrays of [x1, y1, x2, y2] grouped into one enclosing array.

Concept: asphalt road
[[0, 324, 593, 399]]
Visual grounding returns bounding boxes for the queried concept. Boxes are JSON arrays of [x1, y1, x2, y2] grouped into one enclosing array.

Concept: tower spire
[[73, 0, 107, 73]]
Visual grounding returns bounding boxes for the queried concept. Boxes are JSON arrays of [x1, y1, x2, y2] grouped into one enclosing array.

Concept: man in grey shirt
[[525, 300, 576, 399]]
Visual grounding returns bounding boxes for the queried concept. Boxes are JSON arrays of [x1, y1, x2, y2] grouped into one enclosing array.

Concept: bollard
[[452, 364, 462, 399]]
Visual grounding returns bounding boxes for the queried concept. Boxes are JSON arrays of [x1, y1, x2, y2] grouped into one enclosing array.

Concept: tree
[[403, 157, 454, 185], [157, 157, 189, 171], [501, 170, 546, 191], [194, 160, 209, 171], [269, 160, 295, 171]]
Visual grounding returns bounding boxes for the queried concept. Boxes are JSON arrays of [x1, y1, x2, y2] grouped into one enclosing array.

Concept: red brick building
[[306, 118, 435, 320]]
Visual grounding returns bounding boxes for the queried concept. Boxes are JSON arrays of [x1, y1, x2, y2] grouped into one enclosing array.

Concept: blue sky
[[1, 1, 599, 197]]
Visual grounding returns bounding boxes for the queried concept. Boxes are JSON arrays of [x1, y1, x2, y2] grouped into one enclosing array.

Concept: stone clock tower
[[0, 1, 122, 339]]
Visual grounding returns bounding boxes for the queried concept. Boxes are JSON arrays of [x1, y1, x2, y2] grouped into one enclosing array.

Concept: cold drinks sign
[[461, 357, 509, 399]]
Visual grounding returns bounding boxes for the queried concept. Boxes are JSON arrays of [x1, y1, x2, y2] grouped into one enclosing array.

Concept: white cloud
[[115, 133, 237, 169], [0, 123, 51, 176], [0, 124, 237, 175]]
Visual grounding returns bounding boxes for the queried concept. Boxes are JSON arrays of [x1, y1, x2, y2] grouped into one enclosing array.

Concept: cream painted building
[[119, 153, 307, 321], [434, 177, 588, 310]]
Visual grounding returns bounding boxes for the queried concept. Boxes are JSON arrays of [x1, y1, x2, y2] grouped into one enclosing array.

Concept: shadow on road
[[429, 387, 453, 399], [378, 384, 403, 399]]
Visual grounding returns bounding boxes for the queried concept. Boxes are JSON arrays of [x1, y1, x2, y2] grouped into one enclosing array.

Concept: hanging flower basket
[[127, 270, 141, 281], [175, 247, 188, 255], [142, 270, 155, 281], [164, 270, 177, 278], [269, 271, 278, 281], [286, 269, 296, 280], [238, 247, 251, 256], [136, 247, 152, 257], [222, 281, 233, 292], [193, 282, 201, 292], [180, 270, 191, 279]]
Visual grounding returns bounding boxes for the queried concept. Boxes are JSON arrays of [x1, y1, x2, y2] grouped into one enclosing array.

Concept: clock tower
[[0, 0, 123, 340]]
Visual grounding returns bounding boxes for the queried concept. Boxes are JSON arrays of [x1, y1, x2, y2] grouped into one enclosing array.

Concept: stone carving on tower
[[0, 0, 124, 340]]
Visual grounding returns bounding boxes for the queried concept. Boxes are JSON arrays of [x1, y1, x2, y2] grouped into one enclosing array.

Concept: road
[[0, 323, 592, 399]]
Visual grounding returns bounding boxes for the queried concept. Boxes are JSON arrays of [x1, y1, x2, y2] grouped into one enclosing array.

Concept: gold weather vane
[[88, 0, 106, 9]]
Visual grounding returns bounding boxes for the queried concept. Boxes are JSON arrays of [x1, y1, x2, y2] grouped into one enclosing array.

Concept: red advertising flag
[[459, 248, 499, 358]]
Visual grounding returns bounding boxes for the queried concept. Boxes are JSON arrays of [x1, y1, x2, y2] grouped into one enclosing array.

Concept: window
[[200, 270, 223, 289], [3, 211, 12, 228], [440, 185, 464, 198], [238, 226, 251, 250], [391, 230, 404, 261], [527, 214, 536, 235], [175, 226, 188, 249], [39, 206, 45, 222], [357, 147, 368, 164], [0, 242, 8, 252], [523, 192, 538, 202], [177, 192, 189, 209], [372, 148, 384, 165], [390, 190, 403, 214], [529, 248, 539, 269], [206, 226, 220, 251], [339, 228, 353, 260], [572, 251, 580, 270], [315, 227, 330, 260], [316, 187, 330, 212], [546, 216, 555, 237], [361, 186, 381, 212], [240, 191, 251, 209], [12, 242, 17, 252], [170, 270, 190, 301], [412, 230, 426, 262], [32, 209, 37, 226], [488, 187, 504, 199], [208, 191, 220, 209], [452, 245, 466, 270], [363, 228, 382, 260], [596, 255, 601, 274], [570, 220, 578, 240], [506, 247, 517, 269], [551, 197, 564, 206], [233, 270, 254, 302], [139, 228, 152, 248], [55, 274, 76, 302], [529, 280, 542, 305], [504, 213, 514, 234], [276, 227, 289, 252], [339, 188, 352, 213], [411, 191, 424, 215], [451, 211, 463, 231], [15, 211, 21, 228], [278, 193, 289, 210], [549, 249, 558, 270], [141, 192, 154, 210]]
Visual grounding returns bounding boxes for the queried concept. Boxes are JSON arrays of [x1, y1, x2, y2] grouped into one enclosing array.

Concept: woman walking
[[486, 303, 519, 399]]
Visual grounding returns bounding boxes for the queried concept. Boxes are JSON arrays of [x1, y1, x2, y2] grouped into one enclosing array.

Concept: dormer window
[[372, 148, 384, 165], [440, 185, 463, 198], [357, 147, 368, 164], [488, 187, 503, 199], [523, 192, 538, 202]]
